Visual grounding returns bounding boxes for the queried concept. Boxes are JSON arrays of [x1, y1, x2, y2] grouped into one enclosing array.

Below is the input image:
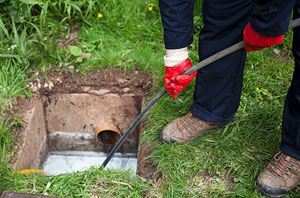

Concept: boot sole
[[160, 122, 229, 144], [256, 181, 288, 198]]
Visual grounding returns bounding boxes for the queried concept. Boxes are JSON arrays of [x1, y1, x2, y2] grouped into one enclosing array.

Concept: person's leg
[[280, 3, 300, 161], [191, 0, 253, 123], [161, 0, 253, 143], [256, 2, 300, 197]]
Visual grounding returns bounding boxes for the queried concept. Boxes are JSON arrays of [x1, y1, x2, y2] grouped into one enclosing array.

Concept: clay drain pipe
[[94, 122, 122, 145], [100, 18, 300, 168]]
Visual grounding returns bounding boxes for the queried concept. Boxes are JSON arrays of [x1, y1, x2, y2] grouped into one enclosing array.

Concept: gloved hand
[[164, 57, 197, 98], [243, 22, 284, 52]]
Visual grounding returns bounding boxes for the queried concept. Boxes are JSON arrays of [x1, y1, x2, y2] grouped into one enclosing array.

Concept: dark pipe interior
[[97, 130, 121, 145]]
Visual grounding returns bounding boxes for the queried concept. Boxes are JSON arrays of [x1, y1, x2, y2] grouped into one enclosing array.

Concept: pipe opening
[[97, 130, 121, 145], [94, 123, 122, 145]]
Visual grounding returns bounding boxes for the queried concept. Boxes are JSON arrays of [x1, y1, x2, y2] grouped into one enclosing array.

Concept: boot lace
[[176, 112, 205, 136], [271, 152, 300, 180]]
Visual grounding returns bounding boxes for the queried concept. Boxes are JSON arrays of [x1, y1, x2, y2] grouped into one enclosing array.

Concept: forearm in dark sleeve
[[159, 0, 195, 49], [250, 0, 295, 36]]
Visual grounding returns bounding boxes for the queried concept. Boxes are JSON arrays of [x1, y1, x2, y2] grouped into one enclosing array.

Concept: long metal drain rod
[[101, 18, 300, 168]]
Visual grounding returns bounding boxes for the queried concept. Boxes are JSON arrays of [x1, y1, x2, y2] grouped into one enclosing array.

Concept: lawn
[[0, 0, 299, 197]]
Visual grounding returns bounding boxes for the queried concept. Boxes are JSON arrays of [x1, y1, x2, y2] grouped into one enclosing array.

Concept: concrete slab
[[15, 99, 48, 169], [42, 151, 137, 175]]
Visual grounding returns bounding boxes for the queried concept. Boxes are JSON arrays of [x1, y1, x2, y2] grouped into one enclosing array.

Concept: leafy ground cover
[[0, 0, 299, 197]]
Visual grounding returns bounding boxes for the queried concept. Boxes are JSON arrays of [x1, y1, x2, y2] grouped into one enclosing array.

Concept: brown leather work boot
[[160, 112, 229, 143], [256, 152, 300, 197]]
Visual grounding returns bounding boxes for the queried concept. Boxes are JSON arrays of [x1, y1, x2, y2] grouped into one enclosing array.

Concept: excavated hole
[[42, 93, 142, 175], [13, 69, 155, 178]]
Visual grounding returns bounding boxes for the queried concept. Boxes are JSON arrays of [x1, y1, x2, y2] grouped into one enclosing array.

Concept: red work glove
[[243, 22, 284, 52], [164, 58, 197, 98]]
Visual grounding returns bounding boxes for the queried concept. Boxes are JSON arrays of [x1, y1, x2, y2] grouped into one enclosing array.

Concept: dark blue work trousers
[[280, 2, 300, 160], [188, 1, 300, 159]]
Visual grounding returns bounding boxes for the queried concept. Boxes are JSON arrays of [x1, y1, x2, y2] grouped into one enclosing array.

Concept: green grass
[[0, 61, 31, 111], [0, 165, 152, 197], [0, 0, 300, 197], [142, 45, 297, 197]]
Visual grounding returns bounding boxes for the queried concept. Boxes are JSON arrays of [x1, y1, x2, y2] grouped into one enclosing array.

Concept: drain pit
[[42, 151, 137, 175], [13, 69, 155, 178], [41, 93, 141, 175]]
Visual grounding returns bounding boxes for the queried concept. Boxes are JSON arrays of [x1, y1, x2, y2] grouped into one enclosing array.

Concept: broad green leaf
[[68, 45, 82, 57], [75, 56, 83, 63]]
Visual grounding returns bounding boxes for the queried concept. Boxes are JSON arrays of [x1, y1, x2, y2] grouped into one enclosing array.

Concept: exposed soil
[[44, 93, 142, 153], [137, 119, 160, 180], [59, 26, 80, 50], [27, 68, 152, 96]]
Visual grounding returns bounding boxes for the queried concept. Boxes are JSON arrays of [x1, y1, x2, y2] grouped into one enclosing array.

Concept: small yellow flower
[[97, 13, 103, 18], [148, 6, 153, 12]]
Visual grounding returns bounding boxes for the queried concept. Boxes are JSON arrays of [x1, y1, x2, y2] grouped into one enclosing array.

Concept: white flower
[[11, 44, 17, 50]]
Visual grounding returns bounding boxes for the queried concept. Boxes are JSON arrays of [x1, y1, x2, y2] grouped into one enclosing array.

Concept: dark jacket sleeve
[[250, 0, 295, 36], [159, 0, 195, 49]]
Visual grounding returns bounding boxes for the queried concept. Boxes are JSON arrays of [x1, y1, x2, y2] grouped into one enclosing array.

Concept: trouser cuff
[[280, 143, 300, 160], [190, 103, 234, 123]]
